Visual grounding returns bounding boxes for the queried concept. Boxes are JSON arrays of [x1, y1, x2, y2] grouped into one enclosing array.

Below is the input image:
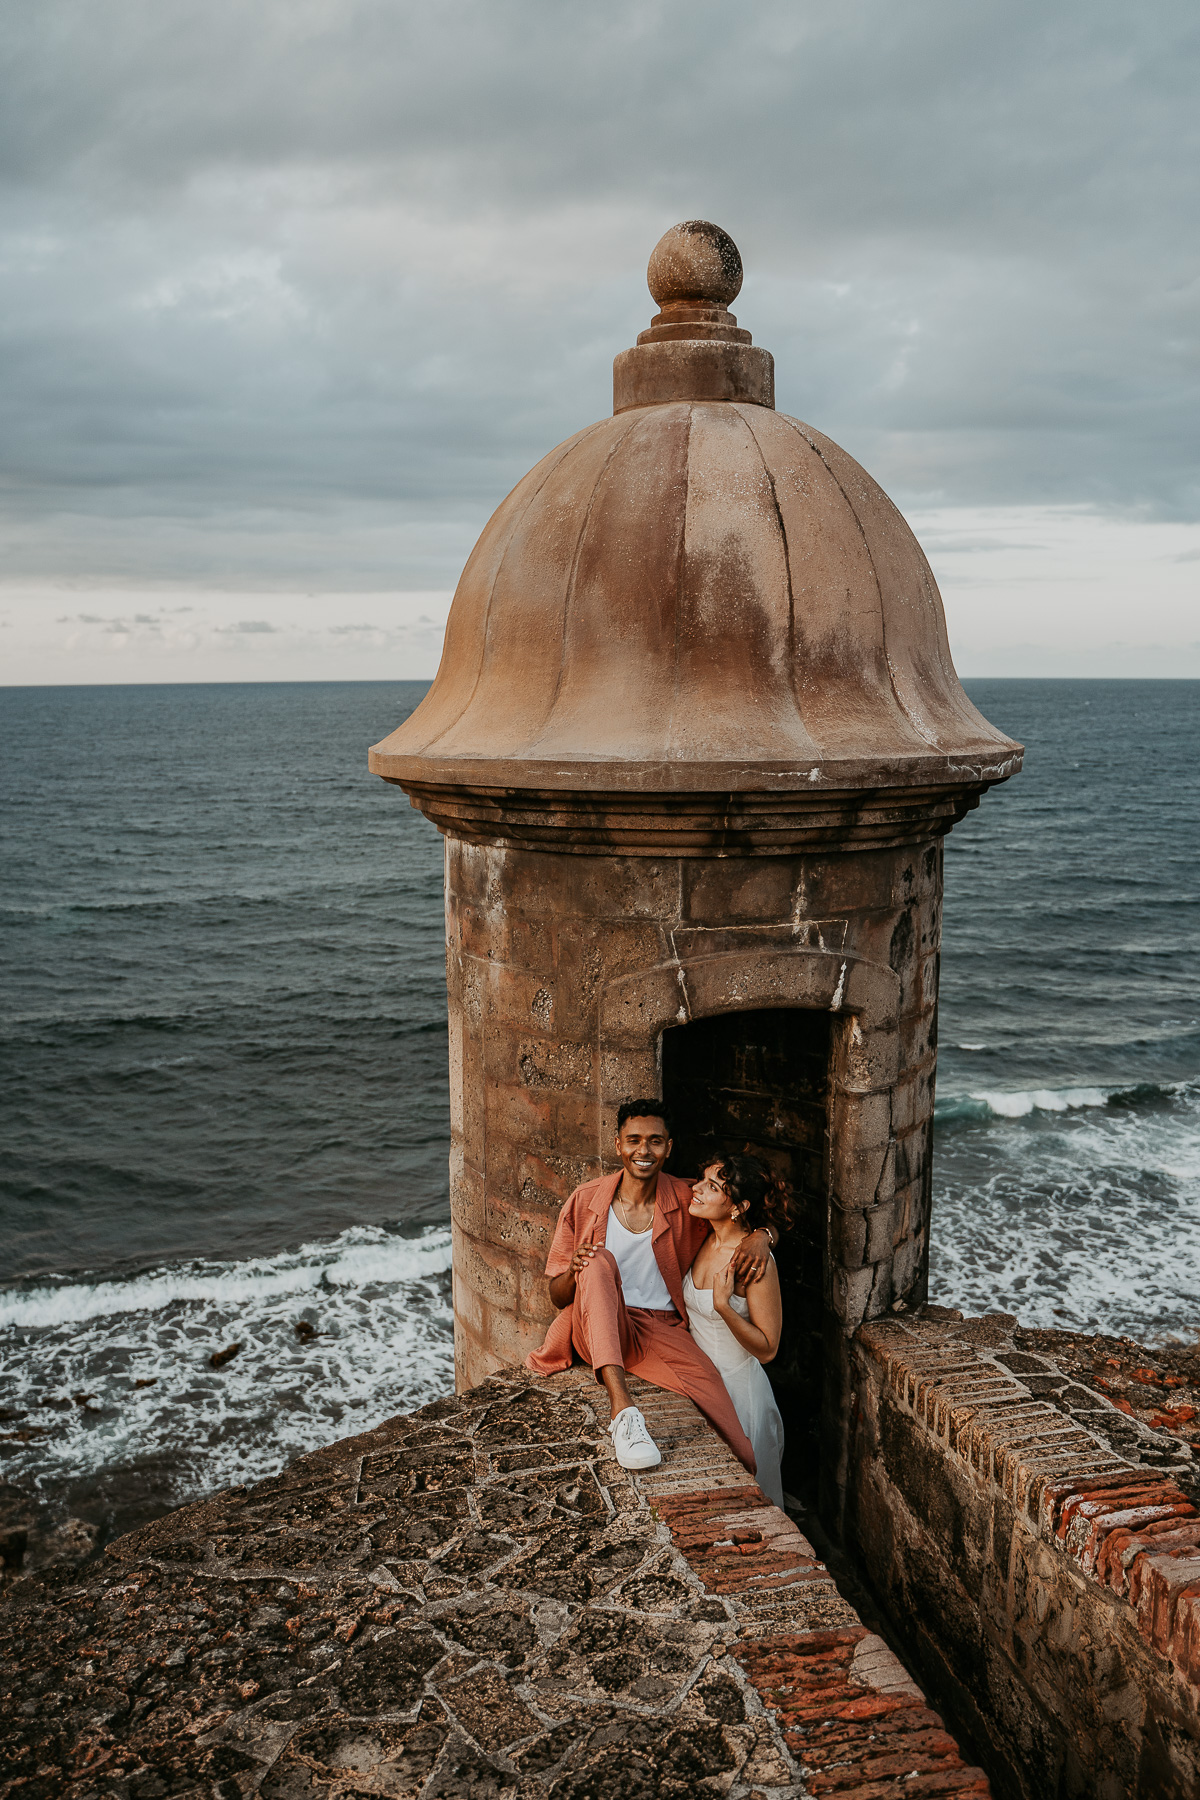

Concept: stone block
[[450, 1159, 487, 1239], [840, 1018, 901, 1094], [829, 1205, 868, 1267], [866, 1257, 894, 1317], [516, 1252, 556, 1328], [456, 902, 504, 965], [839, 957, 902, 1031], [833, 1263, 877, 1326], [893, 1126, 932, 1192], [458, 1231, 522, 1313], [459, 957, 485, 1030], [492, 1197, 557, 1258], [683, 856, 798, 923], [515, 1037, 595, 1094], [549, 1089, 599, 1153], [486, 967, 557, 1027], [450, 1259, 485, 1342], [602, 963, 688, 1046], [888, 1073, 931, 1136], [899, 1009, 937, 1067], [446, 838, 491, 907], [791, 851, 900, 916], [447, 1012, 465, 1136], [518, 1145, 588, 1208], [601, 1046, 660, 1103], [865, 1200, 899, 1265], [890, 1230, 926, 1301], [457, 1026, 487, 1160], [891, 1177, 926, 1245], [831, 1140, 895, 1212], [500, 850, 681, 922], [895, 841, 942, 907], [668, 923, 795, 963], [488, 1081, 553, 1145], [830, 1090, 893, 1154], [554, 919, 667, 1034]]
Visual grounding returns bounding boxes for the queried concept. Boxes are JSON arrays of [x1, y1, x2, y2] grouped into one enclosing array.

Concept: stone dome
[[370, 225, 1020, 852]]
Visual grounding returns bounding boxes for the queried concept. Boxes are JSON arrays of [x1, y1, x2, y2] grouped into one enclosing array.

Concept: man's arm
[[729, 1226, 776, 1284], [545, 1189, 587, 1309], [549, 1242, 597, 1310]]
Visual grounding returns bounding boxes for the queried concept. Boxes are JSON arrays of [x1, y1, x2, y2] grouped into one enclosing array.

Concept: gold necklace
[[616, 1195, 653, 1235]]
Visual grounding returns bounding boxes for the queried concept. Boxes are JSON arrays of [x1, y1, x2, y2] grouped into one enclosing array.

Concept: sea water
[[1, 679, 1197, 1534]]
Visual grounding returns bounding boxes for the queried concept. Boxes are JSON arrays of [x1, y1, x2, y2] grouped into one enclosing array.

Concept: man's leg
[[570, 1251, 661, 1468], [571, 1249, 639, 1416], [626, 1312, 757, 1474]]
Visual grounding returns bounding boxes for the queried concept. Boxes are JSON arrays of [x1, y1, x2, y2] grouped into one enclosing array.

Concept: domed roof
[[370, 224, 1020, 840]]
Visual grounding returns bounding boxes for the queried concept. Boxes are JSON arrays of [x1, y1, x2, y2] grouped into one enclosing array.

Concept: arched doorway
[[661, 1005, 831, 1501]]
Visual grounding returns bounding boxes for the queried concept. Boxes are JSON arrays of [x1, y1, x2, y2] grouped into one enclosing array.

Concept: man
[[526, 1099, 777, 1472]]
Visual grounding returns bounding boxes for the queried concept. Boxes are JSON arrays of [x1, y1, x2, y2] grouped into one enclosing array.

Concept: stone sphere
[[647, 220, 743, 307]]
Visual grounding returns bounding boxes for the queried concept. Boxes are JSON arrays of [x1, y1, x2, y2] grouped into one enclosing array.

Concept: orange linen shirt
[[525, 1170, 706, 1375]]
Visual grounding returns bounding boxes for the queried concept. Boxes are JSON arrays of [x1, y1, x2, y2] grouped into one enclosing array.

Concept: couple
[[526, 1098, 792, 1507]]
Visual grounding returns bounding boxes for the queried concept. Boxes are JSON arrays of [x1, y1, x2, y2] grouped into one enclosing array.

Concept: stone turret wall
[[444, 833, 944, 1512]]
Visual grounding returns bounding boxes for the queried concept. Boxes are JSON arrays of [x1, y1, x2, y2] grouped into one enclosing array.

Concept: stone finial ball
[[647, 220, 743, 308]]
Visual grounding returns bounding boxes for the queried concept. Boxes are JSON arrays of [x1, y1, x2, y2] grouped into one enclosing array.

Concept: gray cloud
[[1, 0, 1198, 591]]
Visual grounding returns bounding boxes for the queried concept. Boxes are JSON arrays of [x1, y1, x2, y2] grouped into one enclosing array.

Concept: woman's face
[[688, 1164, 740, 1223]]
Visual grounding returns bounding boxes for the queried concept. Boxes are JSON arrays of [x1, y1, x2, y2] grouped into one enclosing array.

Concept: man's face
[[615, 1116, 672, 1184]]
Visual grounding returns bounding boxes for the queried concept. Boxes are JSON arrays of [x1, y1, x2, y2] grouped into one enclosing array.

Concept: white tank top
[[605, 1207, 673, 1310]]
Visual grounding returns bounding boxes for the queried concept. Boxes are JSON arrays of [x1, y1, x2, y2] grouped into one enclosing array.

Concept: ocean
[[1, 678, 1197, 1540]]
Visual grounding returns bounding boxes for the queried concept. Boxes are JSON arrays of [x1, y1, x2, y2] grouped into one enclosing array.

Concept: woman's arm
[[713, 1256, 782, 1363]]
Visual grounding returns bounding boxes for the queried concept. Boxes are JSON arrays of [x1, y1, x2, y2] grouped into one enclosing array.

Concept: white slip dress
[[683, 1268, 786, 1508]]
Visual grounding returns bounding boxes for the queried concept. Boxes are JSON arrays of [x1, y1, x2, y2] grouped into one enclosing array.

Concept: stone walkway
[[0, 1367, 990, 1798]]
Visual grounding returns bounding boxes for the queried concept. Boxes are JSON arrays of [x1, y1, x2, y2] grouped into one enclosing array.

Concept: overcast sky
[[2, 0, 1198, 682]]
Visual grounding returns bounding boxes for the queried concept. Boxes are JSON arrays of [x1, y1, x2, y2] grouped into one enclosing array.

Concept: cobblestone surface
[[0, 1368, 991, 1799]]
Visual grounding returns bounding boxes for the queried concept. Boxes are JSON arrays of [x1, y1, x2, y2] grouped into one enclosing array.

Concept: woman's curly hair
[[705, 1150, 797, 1239]]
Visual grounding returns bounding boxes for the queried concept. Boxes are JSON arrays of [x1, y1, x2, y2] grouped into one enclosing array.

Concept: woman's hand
[[569, 1243, 597, 1276], [728, 1227, 773, 1285], [712, 1255, 738, 1315]]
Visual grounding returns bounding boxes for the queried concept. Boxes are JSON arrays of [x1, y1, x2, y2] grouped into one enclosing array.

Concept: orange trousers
[[572, 1248, 756, 1474]]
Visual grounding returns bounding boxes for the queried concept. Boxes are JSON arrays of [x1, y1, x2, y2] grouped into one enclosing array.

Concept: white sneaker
[[608, 1406, 662, 1470]]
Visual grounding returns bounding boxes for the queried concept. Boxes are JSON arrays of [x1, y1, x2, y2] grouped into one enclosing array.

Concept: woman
[[684, 1152, 792, 1508]]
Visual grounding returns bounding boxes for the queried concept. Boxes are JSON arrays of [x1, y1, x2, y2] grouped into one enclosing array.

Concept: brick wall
[[847, 1309, 1200, 1798]]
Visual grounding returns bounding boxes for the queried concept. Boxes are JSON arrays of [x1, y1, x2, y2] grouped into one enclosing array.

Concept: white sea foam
[[972, 1085, 1109, 1118], [931, 1082, 1200, 1340], [935, 1079, 1185, 1124], [0, 1224, 454, 1504], [0, 1227, 452, 1330]]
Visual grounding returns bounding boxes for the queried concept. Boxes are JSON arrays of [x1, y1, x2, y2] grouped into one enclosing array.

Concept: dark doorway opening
[[661, 1006, 830, 1500]]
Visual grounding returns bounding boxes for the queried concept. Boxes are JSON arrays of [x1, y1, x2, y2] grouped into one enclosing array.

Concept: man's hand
[[729, 1227, 773, 1285], [548, 1242, 597, 1310]]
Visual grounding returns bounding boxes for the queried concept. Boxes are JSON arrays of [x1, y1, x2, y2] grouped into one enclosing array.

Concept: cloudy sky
[[2, 0, 1198, 683]]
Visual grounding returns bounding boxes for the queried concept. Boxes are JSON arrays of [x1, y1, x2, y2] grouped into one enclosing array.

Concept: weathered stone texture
[[0, 1371, 991, 1799], [847, 1309, 1200, 1799]]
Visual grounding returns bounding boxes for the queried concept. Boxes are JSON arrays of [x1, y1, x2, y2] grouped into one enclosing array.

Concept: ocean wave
[[931, 1075, 1200, 1339], [0, 1223, 455, 1506], [0, 1224, 452, 1330], [935, 1079, 1190, 1125]]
